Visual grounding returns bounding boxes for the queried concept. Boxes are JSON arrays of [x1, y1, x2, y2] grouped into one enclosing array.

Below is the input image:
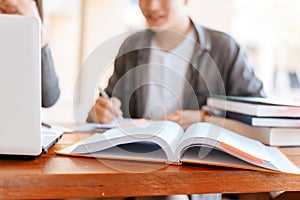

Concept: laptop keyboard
[[41, 130, 63, 153], [42, 135, 56, 146]]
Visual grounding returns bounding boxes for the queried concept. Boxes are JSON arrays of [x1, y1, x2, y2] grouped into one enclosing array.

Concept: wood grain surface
[[1, 132, 300, 199]]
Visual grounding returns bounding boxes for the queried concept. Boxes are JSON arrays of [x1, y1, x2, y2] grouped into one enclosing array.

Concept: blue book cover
[[226, 111, 300, 127]]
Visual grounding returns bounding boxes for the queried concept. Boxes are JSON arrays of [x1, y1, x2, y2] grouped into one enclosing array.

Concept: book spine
[[226, 112, 253, 126]]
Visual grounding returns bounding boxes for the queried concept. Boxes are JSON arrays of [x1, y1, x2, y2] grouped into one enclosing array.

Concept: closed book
[[206, 95, 300, 117], [226, 111, 300, 128], [205, 115, 300, 146]]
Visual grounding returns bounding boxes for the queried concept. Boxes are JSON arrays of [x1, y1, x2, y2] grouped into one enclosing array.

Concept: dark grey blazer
[[86, 20, 262, 200], [104, 20, 265, 118]]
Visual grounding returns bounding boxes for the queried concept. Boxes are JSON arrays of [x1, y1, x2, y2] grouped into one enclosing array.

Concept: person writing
[[87, 0, 264, 128], [0, 0, 60, 107], [87, 1, 265, 199]]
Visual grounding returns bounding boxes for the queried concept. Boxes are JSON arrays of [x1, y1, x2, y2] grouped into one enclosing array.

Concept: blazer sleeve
[[209, 31, 266, 97], [226, 44, 266, 97], [41, 44, 60, 107]]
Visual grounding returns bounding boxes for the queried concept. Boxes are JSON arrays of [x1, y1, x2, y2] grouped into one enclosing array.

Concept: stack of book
[[204, 95, 300, 146]]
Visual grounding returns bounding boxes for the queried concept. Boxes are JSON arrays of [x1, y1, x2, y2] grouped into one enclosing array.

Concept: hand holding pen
[[92, 88, 123, 124]]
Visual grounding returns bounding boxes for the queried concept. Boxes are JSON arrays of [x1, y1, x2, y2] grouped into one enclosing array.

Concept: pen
[[98, 87, 110, 99], [42, 122, 51, 129], [98, 87, 124, 120]]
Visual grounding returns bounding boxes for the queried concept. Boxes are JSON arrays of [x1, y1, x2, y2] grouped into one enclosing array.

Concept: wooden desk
[[1, 132, 300, 199]]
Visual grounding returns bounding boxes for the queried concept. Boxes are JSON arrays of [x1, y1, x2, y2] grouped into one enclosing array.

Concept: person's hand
[[0, 0, 36, 16], [89, 96, 123, 124], [0, 0, 48, 46], [162, 110, 206, 130]]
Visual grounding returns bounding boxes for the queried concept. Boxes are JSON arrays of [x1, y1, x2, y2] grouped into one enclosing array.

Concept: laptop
[[0, 14, 63, 157]]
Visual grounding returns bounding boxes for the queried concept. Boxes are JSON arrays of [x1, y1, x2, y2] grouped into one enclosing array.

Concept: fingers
[[0, 0, 38, 17], [94, 97, 123, 124], [0, 0, 22, 14], [110, 97, 123, 117], [162, 110, 204, 130], [162, 110, 182, 124], [0, 0, 48, 46]]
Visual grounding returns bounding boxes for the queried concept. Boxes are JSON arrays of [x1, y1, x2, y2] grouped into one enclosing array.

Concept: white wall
[[189, 0, 234, 34], [42, 0, 81, 124]]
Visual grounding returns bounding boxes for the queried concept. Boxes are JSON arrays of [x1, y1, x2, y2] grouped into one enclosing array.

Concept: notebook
[[0, 14, 63, 157]]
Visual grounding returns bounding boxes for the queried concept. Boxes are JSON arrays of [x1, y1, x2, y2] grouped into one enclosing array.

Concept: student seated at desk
[[87, 0, 265, 126], [0, 0, 60, 107], [87, 0, 265, 199]]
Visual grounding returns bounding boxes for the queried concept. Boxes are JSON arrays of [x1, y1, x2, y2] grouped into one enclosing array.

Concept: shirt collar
[[189, 18, 212, 52], [141, 18, 211, 52]]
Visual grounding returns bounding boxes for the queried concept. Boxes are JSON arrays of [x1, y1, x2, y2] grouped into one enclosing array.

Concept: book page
[[85, 143, 168, 163], [57, 120, 184, 162], [73, 118, 138, 132], [181, 146, 277, 172], [210, 95, 300, 107], [266, 147, 300, 174], [175, 123, 295, 172], [207, 97, 300, 117], [74, 123, 117, 132]]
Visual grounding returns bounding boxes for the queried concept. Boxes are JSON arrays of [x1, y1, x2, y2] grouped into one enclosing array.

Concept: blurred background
[[42, 0, 300, 123]]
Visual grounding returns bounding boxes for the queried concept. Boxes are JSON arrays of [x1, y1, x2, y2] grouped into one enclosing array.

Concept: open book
[[56, 121, 300, 174]]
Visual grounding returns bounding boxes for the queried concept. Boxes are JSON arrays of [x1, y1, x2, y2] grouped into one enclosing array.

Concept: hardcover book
[[226, 111, 300, 128], [205, 115, 300, 146], [56, 120, 300, 174], [206, 95, 300, 117]]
